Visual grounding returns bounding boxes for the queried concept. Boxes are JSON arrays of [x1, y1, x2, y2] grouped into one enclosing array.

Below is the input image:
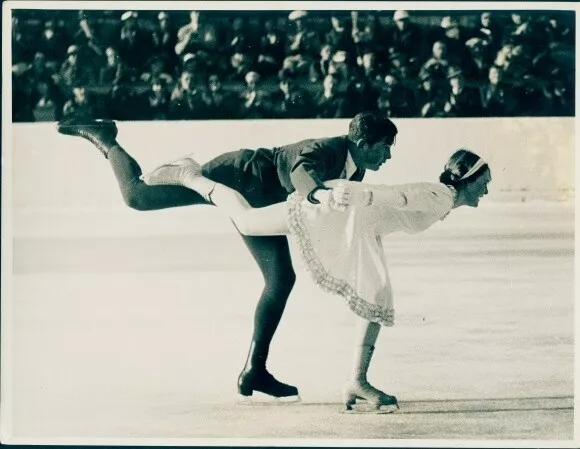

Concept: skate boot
[[140, 157, 202, 187], [56, 118, 118, 158], [343, 379, 398, 413], [342, 344, 398, 413], [237, 341, 300, 403]]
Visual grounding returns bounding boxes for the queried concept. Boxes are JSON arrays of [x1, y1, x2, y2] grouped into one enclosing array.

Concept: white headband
[[459, 158, 487, 181]]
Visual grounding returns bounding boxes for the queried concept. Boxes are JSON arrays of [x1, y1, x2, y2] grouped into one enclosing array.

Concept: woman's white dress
[[286, 181, 455, 326]]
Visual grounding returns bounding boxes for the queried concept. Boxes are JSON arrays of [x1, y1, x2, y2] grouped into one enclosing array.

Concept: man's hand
[[311, 181, 351, 211]]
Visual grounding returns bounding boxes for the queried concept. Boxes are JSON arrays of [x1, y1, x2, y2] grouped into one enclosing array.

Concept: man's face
[[395, 18, 408, 30], [463, 169, 492, 207], [433, 42, 446, 59], [359, 138, 394, 171]]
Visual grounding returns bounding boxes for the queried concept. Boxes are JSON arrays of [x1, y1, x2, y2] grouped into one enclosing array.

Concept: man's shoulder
[[276, 135, 349, 154], [314, 135, 350, 148]]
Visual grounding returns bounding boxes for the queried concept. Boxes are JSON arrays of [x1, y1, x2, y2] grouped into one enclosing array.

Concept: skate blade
[[340, 403, 399, 414], [237, 393, 302, 405]]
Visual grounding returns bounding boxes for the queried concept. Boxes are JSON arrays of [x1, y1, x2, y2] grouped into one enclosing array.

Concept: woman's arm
[[327, 181, 450, 212], [178, 176, 290, 237]]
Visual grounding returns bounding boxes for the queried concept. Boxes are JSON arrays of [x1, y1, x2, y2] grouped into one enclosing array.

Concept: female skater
[[141, 149, 491, 412]]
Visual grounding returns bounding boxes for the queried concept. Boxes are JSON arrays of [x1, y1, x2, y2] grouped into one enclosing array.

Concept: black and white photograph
[[1, 0, 577, 446]]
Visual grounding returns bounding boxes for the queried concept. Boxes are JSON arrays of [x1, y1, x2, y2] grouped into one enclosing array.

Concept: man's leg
[[237, 234, 299, 399], [108, 145, 208, 210], [57, 118, 208, 210]]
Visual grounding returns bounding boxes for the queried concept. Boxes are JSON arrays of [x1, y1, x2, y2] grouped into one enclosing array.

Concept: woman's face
[[462, 169, 492, 207]]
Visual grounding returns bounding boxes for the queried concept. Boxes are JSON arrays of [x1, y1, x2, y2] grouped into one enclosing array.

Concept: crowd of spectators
[[12, 9, 575, 122]]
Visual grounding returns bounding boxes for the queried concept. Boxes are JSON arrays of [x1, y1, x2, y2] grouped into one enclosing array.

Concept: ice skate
[[342, 344, 398, 414], [140, 157, 202, 187], [342, 379, 399, 414], [56, 118, 118, 158], [237, 368, 301, 404]]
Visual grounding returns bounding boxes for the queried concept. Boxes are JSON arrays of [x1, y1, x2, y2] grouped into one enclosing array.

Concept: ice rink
[[2, 119, 576, 446]]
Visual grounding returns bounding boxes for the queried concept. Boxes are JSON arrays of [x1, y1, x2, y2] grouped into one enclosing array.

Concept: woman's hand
[[330, 181, 351, 211]]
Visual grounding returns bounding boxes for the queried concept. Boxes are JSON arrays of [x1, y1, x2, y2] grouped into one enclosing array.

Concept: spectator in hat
[[37, 20, 69, 69], [62, 86, 97, 121], [479, 65, 518, 117], [377, 74, 416, 118], [267, 68, 313, 118], [283, 11, 322, 77], [465, 37, 493, 84], [100, 47, 129, 86], [351, 11, 388, 61], [256, 17, 287, 77], [118, 11, 153, 80], [313, 73, 349, 118], [443, 66, 482, 117], [206, 73, 240, 119], [152, 12, 178, 73], [175, 11, 219, 57], [389, 10, 425, 66], [58, 45, 93, 94], [169, 67, 211, 120], [240, 71, 267, 118]]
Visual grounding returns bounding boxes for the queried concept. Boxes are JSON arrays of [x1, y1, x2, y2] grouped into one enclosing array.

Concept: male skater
[[56, 111, 398, 401]]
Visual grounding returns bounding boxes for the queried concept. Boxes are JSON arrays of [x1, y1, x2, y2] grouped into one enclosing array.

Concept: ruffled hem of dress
[[286, 193, 394, 326]]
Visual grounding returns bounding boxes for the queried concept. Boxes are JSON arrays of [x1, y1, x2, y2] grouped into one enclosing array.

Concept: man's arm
[[289, 140, 341, 204]]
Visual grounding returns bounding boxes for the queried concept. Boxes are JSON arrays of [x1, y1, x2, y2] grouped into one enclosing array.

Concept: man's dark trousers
[[108, 144, 296, 389]]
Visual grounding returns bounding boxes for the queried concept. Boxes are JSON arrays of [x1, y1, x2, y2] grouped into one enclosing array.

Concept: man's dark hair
[[348, 111, 398, 145]]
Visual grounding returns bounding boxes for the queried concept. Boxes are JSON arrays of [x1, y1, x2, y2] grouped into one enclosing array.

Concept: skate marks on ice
[[332, 395, 574, 415]]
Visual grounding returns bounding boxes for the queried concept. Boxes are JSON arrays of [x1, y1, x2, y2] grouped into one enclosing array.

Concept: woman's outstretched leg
[[142, 158, 290, 236], [56, 118, 208, 210], [343, 318, 398, 412]]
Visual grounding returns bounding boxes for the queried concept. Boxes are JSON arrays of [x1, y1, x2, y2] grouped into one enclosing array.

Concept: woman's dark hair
[[348, 111, 398, 145], [439, 148, 489, 187]]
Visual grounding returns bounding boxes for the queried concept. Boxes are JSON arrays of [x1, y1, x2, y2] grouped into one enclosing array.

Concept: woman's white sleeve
[[356, 183, 447, 212]]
